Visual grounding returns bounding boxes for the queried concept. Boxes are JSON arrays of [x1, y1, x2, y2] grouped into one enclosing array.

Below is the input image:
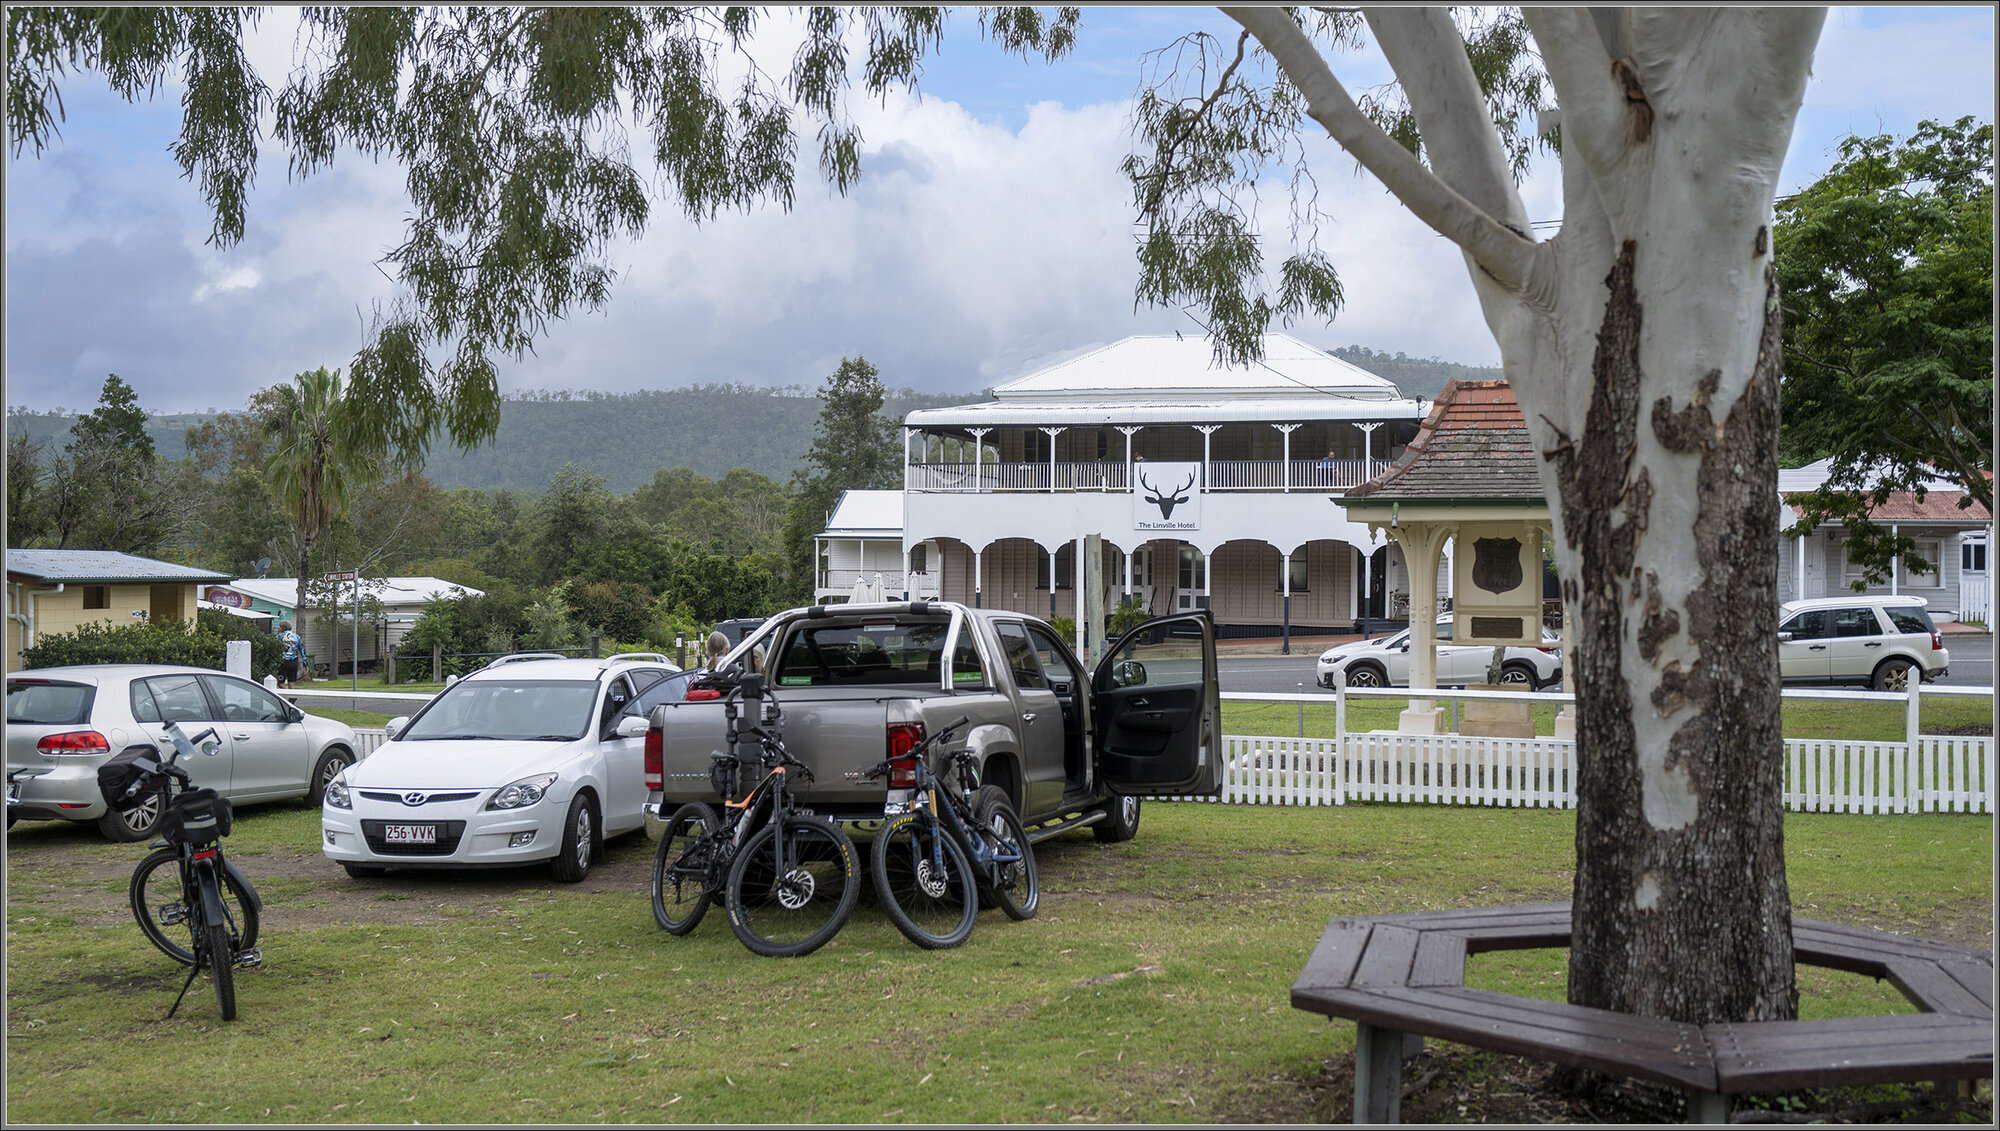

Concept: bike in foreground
[[98, 721, 263, 1020], [650, 673, 860, 957], [864, 715, 1038, 949]]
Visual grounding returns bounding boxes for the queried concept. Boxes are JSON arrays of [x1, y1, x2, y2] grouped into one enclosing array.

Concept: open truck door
[[1089, 610, 1221, 797]]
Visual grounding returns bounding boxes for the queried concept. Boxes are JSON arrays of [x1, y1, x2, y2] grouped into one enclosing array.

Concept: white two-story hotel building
[[814, 333, 1440, 638]]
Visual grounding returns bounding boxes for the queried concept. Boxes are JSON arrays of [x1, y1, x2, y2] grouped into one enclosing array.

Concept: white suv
[[1778, 596, 1949, 691], [321, 653, 681, 882]]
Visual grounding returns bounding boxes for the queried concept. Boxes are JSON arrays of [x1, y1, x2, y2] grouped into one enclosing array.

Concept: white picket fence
[[1203, 685, 1993, 814], [340, 687, 1991, 815]]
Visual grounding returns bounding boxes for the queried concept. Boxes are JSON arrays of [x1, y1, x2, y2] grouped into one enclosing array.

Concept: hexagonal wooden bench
[[1291, 903, 1992, 1123]]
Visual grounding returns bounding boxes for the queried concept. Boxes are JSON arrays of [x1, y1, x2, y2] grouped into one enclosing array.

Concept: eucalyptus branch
[[1223, 6, 1542, 294], [1132, 29, 1251, 219]]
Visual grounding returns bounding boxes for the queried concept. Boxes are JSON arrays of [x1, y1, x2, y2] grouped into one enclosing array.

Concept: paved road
[[1219, 632, 1994, 695]]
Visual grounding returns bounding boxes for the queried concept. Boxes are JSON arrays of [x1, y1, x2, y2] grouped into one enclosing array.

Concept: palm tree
[[263, 367, 381, 621]]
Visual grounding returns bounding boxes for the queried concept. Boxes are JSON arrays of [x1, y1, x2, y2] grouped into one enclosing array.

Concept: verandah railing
[[904, 458, 1390, 492], [1199, 685, 1992, 813]]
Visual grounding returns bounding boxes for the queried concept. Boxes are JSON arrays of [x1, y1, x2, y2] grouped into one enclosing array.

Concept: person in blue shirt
[[278, 620, 305, 688]]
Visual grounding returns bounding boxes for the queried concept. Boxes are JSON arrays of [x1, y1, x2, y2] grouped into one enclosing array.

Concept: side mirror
[[385, 716, 410, 739], [1115, 660, 1147, 687], [615, 715, 650, 738], [1777, 631, 1793, 643], [1399, 643, 1411, 653]]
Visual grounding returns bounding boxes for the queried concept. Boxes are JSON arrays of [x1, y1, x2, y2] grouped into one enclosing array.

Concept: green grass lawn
[[5, 801, 1988, 1124]]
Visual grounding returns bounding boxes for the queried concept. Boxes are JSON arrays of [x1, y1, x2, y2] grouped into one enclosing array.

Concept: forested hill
[[8, 349, 1501, 494], [415, 385, 976, 492], [1330, 346, 1503, 399], [7, 384, 977, 495]]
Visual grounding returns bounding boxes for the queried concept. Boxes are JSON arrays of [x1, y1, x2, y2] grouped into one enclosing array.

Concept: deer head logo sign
[[1134, 463, 1201, 529]]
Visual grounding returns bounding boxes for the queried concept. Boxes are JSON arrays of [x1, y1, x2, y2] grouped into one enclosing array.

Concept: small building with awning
[[6, 549, 230, 670], [1335, 379, 1568, 735]]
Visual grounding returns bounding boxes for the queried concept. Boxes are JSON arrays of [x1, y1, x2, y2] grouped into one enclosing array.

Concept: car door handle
[[232, 732, 251, 740], [1022, 711, 1037, 722], [1864, 641, 1883, 648], [1129, 698, 1150, 708], [1809, 645, 1826, 651]]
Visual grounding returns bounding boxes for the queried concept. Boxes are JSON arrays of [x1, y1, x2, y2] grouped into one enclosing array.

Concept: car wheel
[[307, 747, 355, 807], [343, 863, 388, 879], [1499, 662, 1539, 690], [1871, 658, 1918, 692], [550, 792, 598, 883], [1093, 793, 1141, 843], [97, 786, 167, 843], [1346, 664, 1387, 689]]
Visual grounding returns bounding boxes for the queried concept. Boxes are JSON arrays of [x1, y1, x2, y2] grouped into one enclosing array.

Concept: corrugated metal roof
[[904, 333, 1425, 428], [5, 550, 231, 584], [820, 490, 904, 536], [217, 576, 484, 610]]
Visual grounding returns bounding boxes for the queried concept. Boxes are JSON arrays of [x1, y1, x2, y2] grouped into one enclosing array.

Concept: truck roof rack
[[484, 652, 569, 667], [604, 652, 672, 666]]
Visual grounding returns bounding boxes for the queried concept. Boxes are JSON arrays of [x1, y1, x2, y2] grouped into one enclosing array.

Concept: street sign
[[321, 570, 357, 583]]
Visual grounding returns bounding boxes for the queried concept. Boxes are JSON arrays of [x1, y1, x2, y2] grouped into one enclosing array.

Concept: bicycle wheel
[[870, 813, 976, 950], [725, 815, 859, 958], [197, 876, 238, 1021], [652, 803, 718, 935], [974, 786, 1039, 921], [130, 849, 260, 966]]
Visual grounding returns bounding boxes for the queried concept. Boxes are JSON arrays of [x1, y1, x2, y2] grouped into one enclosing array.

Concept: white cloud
[[5, 6, 1992, 415]]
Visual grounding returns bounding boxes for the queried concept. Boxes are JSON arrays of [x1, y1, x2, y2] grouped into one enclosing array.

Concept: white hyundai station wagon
[[321, 653, 682, 882]]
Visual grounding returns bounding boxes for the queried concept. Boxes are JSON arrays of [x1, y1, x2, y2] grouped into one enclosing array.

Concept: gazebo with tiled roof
[[1337, 379, 1568, 735]]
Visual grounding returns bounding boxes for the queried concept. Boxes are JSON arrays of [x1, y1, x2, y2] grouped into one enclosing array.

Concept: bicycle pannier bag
[[164, 788, 232, 843], [97, 745, 164, 809]]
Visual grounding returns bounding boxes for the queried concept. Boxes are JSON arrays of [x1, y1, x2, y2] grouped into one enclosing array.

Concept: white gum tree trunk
[[1229, 6, 1826, 1024]]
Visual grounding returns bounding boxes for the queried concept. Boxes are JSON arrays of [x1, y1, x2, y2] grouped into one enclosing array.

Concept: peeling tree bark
[[1550, 243, 1796, 1024], [1229, 5, 1826, 1027]]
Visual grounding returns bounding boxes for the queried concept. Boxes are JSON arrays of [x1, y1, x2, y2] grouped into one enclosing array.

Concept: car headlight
[[1320, 651, 1346, 664], [487, 773, 559, 811], [324, 777, 352, 810]]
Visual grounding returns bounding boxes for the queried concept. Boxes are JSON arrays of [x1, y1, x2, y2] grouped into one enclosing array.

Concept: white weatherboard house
[[1778, 459, 1992, 625], [815, 333, 1435, 639]]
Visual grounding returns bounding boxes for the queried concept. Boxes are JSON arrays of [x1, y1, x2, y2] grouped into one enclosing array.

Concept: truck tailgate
[[655, 687, 947, 814]]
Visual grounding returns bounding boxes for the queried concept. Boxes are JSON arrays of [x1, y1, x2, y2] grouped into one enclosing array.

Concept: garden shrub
[[21, 611, 284, 680]]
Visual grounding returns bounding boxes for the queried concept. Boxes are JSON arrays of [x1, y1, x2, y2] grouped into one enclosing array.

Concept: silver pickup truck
[[644, 601, 1222, 841]]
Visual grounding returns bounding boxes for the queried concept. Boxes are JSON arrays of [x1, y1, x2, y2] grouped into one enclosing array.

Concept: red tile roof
[[1343, 379, 1545, 502], [1784, 490, 1990, 525]]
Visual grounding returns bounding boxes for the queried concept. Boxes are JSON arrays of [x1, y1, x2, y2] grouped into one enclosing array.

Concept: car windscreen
[[402, 679, 600, 741], [6, 680, 95, 726]]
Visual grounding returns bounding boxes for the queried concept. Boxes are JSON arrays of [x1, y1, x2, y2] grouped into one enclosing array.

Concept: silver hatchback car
[[7, 664, 360, 841]]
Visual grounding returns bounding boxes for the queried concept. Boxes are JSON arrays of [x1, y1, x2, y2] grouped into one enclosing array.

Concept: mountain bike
[[650, 673, 860, 957], [99, 721, 263, 1021], [863, 715, 1038, 949]]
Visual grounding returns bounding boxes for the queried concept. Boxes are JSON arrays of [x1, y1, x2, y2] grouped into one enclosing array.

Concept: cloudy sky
[[5, 6, 1993, 416]]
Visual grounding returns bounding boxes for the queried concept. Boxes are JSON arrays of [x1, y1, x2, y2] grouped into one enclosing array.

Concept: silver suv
[[1777, 596, 1949, 690]]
